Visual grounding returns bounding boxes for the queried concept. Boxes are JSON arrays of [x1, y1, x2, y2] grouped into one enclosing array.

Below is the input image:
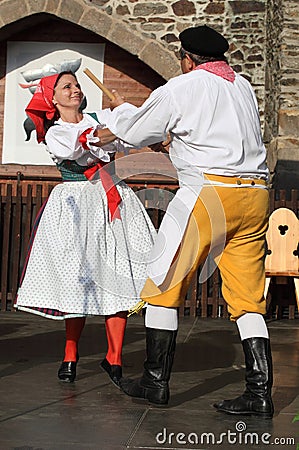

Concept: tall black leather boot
[[214, 337, 274, 418], [119, 327, 177, 405]]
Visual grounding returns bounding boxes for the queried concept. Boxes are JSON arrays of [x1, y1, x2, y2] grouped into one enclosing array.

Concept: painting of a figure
[[3, 42, 105, 165]]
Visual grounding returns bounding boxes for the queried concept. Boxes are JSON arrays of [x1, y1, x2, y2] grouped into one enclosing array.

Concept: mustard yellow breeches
[[141, 175, 269, 321]]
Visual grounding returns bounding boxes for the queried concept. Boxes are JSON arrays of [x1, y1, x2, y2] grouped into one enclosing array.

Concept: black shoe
[[214, 337, 274, 418], [100, 358, 122, 388], [58, 361, 77, 383]]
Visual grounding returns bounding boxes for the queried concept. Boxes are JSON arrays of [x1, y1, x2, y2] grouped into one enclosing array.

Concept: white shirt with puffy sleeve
[[45, 109, 134, 167], [108, 69, 269, 181]]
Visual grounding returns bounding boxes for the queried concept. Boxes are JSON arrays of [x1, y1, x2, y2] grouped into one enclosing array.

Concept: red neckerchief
[[194, 61, 235, 82], [79, 127, 93, 150]]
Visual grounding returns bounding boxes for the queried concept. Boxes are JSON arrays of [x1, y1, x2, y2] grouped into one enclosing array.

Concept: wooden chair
[[264, 207, 299, 312]]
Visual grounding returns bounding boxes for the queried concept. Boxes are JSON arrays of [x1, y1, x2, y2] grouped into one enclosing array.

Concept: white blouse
[[45, 109, 133, 167]]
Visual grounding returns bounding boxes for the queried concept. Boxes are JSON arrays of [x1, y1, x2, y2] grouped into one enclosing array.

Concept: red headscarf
[[25, 74, 59, 143]]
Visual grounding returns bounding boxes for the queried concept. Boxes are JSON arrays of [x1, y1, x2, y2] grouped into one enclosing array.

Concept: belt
[[204, 174, 267, 187]]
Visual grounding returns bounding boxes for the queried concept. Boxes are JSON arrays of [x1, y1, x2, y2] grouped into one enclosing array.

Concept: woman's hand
[[148, 140, 170, 154], [148, 142, 166, 152], [110, 90, 125, 110], [92, 127, 117, 146]]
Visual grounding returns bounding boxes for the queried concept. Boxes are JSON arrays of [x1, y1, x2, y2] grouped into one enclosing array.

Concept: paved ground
[[0, 312, 298, 450]]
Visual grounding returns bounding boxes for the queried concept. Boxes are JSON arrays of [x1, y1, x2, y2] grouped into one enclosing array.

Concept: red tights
[[63, 312, 127, 365], [63, 317, 86, 362], [104, 311, 127, 366]]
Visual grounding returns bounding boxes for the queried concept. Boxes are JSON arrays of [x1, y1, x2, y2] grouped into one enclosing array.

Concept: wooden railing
[[0, 180, 298, 318]]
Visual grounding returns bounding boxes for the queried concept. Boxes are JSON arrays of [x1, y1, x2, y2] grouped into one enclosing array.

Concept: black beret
[[179, 25, 229, 56]]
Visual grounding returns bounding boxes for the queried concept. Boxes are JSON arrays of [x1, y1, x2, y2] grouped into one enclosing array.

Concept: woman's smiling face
[[52, 73, 83, 110]]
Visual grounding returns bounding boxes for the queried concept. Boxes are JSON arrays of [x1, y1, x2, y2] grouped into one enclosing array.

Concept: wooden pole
[[83, 68, 115, 101]]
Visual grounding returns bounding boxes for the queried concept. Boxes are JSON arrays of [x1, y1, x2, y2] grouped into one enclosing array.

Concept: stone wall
[[275, 0, 299, 183], [88, 0, 268, 118], [0, 0, 269, 128], [264, 0, 299, 182]]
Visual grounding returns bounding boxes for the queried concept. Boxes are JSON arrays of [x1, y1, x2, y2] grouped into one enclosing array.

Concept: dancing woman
[[15, 71, 156, 385]]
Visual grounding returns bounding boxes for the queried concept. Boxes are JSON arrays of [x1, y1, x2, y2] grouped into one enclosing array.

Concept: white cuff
[[145, 304, 178, 331], [236, 313, 269, 340]]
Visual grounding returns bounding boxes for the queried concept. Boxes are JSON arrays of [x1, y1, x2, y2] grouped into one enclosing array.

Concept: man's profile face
[[179, 47, 188, 74], [180, 52, 195, 74]]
